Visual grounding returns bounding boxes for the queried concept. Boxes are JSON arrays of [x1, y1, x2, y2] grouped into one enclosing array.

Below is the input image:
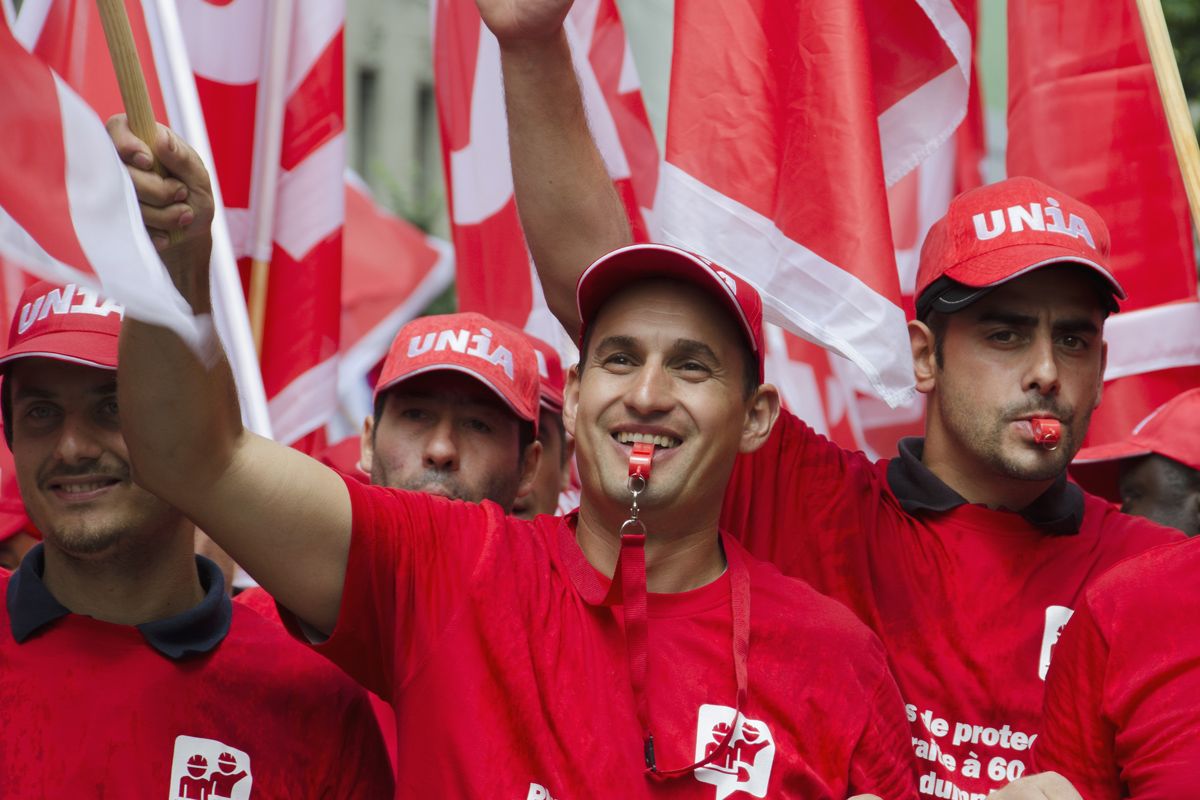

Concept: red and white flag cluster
[[0, 20, 202, 348], [432, 0, 660, 361], [663, 0, 972, 407], [179, 0, 345, 449]]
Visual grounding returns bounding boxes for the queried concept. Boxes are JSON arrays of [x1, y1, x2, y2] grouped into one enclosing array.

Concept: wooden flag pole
[[1135, 0, 1200, 236], [94, 0, 183, 244], [249, 258, 269, 355]]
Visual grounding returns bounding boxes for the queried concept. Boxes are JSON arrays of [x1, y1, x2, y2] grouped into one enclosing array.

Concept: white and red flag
[[432, 0, 660, 359], [1007, 0, 1200, 447], [175, 0, 345, 450], [12, 0, 273, 437], [663, 0, 972, 407], [0, 20, 202, 345]]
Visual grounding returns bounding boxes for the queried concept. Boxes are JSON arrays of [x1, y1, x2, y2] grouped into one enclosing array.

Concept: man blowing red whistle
[[110, 112, 919, 797], [477, 1, 1184, 798]]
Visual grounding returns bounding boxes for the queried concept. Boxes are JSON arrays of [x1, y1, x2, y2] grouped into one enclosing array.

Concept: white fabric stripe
[[1103, 301, 1200, 381], [287, 0, 344, 98], [334, 239, 455, 439], [0, 206, 86, 290], [2, 0, 17, 31], [878, 66, 967, 186], [12, 0, 52, 49], [660, 162, 915, 406], [176, 0, 264, 85], [55, 74, 202, 344], [567, 0, 600, 51], [274, 132, 346, 260], [268, 356, 340, 444], [449, 25, 513, 225], [224, 207, 252, 259]]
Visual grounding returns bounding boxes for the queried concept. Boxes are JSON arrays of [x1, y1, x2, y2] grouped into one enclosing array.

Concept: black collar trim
[[7, 544, 233, 658], [886, 437, 1084, 536]]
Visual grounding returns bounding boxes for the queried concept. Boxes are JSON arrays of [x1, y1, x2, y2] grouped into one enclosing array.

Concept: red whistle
[[629, 441, 655, 479], [1031, 418, 1061, 448]]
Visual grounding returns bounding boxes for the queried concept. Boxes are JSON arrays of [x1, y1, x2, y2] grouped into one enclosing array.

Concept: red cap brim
[[376, 364, 540, 435], [945, 247, 1126, 300], [0, 329, 119, 371]]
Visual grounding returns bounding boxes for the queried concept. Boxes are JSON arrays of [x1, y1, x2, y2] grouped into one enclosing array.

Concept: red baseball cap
[[504, 327, 565, 414], [376, 312, 540, 433], [576, 244, 765, 382], [1069, 388, 1200, 501], [0, 281, 123, 371], [915, 177, 1125, 318]]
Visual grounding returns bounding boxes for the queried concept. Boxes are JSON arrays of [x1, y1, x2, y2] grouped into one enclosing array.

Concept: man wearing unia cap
[[1069, 388, 1200, 537], [0, 280, 393, 796], [109, 114, 918, 799], [476, 1, 1183, 796]]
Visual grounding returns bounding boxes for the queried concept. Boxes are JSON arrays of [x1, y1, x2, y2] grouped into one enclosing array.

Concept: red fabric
[[234, 585, 400, 780], [720, 411, 1182, 797], [0, 281, 122, 369], [0, 25, 91, 277], [281, 476, 920, 799], [1035, 537, 1200, 799], [0, 590, 393, 797]]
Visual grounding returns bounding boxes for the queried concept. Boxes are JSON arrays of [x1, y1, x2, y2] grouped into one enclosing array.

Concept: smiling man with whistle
[[109, 114, 919, 795]]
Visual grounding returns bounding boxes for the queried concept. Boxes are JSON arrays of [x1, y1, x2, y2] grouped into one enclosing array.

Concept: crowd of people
[[2, 0, 1199, 798]]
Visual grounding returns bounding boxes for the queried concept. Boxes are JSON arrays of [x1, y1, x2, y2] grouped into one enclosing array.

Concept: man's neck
[[921, 435, 1057, 511], [574, 496, 726, 594], [41, 521, 206, 626]]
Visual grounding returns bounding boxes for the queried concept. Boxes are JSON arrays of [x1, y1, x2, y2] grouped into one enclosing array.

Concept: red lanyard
[[559, 444, 751, 777]]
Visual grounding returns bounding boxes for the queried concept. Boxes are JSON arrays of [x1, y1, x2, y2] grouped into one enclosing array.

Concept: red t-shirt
[[1034, 537, 1200, 798], [284, 475, 920, 799], [720, 411, 1182, 799], [0, 574, 394, 798]]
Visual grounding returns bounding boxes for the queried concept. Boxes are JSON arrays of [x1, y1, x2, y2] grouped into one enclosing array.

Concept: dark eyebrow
[[90, 380, 118, 396], [593, 335, 639, 356], [1053, 318, 1101, 336], [12, 386, 55, 402], [671, 338, 722, 366], [976, 311, 1039, 328]]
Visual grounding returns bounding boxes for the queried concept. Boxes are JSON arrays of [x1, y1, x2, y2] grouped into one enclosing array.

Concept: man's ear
[[515, 440, 543, 500], [360, 415, 376, 475], [558, 433, 576, 493], [910, 320, 938, 394], [739, 384, 780, 454], [1094, 339, 1108, 410], [563, 365, 581, 438]]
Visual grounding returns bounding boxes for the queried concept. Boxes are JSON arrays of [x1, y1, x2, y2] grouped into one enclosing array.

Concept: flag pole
[[1135, 0, 1200, 236], [246, 0, 294, 357], [94, 0, 182, 244]]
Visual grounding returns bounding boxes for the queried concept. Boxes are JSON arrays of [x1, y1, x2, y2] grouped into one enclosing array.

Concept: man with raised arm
[[0, 279, 393, 797], [478, 1, 1183, 797], [111, 115, 918, 798]]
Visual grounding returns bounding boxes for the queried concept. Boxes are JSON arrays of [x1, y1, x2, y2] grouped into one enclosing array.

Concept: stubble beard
[[374, 461, 522, 509]]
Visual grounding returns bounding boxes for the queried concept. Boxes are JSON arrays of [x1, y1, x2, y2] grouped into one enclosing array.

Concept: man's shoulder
[[1084, 535, 1200, 622], [1082, 490, 1185, 552]]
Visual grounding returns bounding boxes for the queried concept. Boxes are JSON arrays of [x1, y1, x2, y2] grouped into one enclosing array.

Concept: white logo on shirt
[[526, 783, 560, 800], [1038, 605, 1075, 681], [169, 735, 253, 799], [694, 704, 775, 799]]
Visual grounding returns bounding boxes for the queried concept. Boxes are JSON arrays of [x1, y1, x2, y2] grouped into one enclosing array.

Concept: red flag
[[663, 0, 971, 407], [331, 171, 454, 443], [1007, 0, 1200, 447], [0, 20, 202, 343], [433, 0, 659, 360], [178, 0, 345, 449]]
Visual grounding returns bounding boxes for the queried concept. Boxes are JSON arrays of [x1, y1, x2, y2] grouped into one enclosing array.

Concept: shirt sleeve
[[282, 473, 495, 702], [1032, 598, 1123, 800], [847, 667, 921, 800], [720, 409, 892, 591]]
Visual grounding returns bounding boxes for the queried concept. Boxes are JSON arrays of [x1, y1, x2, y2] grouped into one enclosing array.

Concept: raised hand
[[987, 773, 1085, 800], [473, 0, 574, 44]]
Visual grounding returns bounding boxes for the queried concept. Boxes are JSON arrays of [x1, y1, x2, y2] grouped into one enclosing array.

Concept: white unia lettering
[[488, 345, 514, 379], [972, 210, 1005, 240], [408, 332, 435, 357], [467, 328, 493, 358], [1067, 213, 1095, 247], [1007, 203, 1044, 233], [17, 298, 44, 335], [71, 286, 125, 318], [1043, 197, 1070, 235], [435, 328, 470, 353], [37, 284, 76, 320]]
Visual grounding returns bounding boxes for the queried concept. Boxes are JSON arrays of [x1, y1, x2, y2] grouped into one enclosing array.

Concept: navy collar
[[6, 544, 233, 658], [886, 437, 1084, 536]]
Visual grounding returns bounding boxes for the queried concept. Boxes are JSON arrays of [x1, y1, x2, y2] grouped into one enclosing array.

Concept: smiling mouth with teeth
[[55, 481, 117, 494], [614, 431, 681, 449]]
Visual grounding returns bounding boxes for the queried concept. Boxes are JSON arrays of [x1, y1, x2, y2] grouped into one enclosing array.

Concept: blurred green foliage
[[1165, 0, 1200, 101]]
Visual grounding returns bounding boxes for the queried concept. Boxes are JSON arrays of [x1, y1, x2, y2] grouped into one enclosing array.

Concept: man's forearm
[[500, 29, 633, 341]]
